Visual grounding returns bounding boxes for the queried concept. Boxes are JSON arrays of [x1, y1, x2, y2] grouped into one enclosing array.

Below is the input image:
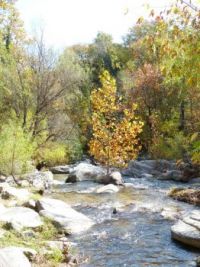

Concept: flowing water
[[52, 175, 200, 267]]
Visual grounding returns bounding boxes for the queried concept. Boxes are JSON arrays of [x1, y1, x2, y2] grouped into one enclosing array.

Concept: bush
[[0, 122, 34, 175], [35, 142, 67, 167], [150, 132, 188, 160]]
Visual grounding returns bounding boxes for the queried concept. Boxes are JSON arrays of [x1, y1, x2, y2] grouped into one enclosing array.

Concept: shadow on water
[[51, 176, 200, 267]]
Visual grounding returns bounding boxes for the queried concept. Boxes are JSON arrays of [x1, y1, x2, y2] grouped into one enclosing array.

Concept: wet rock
[[161, 206, 182, 220], [36, 197, 94, 234], [95, 184, 119, 194], [65, 163, 105, 183], [171, 210, 200, 249], [0, 207, 43, 230], [23, 171, 54, 190], [0, 247, 31, 267], [159, 170, 185, 182], [98, 171, 124, 185], [50, 165, 73, 174]]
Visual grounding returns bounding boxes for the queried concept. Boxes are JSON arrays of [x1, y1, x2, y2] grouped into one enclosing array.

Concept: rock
[[23, 171, 54, 190], [50, 165, 73, 174], [23, 199, 36, 210], [1, 185, 31, 202], [0, 207, 43, 230], [159, 170, 185, 182], [189, 177, 200, 184], [98, 171, 124, 185], [13, 247, 37, 261], [36, 197, 94, 234], [66, 173, 77, 183], [122, 160, 176, 178], [161, 206, 182, 220], [96, 184, 119, 194], [171, 210, 200, 249], [65, 163, 105, 182], [0, 247, 31, 267]]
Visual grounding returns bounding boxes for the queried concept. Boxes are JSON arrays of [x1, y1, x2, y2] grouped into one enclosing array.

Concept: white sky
[[16, 0, 175, 49]]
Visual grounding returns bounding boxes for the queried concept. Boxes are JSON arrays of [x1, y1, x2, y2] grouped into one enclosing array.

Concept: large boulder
[[0, 207, 43, 230], [158, 170, 185, 182], [0, 247, 31, 267], [122, 160, 178, 179], [171, 210, 200, 249], [66, 163, 105, 183], [23, 171, 54, 190], [36, 198, 94, 234]]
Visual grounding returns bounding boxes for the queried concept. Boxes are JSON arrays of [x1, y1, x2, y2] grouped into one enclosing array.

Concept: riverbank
[[0, 160, 199, 266]]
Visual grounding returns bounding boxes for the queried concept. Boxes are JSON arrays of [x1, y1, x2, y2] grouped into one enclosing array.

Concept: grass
[[0, 218, 68, 266]]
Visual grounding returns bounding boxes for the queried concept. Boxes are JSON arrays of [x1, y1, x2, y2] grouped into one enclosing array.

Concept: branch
[[181, 0, 199, 11]]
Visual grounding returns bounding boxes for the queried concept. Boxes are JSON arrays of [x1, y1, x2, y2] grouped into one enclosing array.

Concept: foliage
[[0, 121, 34, 175], [89, 71, 143, 171], [35, 142, 67, 167]]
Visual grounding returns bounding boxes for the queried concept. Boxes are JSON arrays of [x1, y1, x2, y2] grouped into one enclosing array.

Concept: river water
[[52, 176, 200, 267]]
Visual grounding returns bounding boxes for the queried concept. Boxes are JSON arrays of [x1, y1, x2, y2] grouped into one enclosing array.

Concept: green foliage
[[35, 142, 67, 167], [0, 121, 34, 175]]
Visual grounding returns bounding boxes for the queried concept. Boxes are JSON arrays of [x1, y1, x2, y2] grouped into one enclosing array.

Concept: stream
[[52, 175, 199, 267]]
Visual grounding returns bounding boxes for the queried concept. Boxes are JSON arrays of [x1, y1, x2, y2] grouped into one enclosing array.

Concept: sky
[[16, 0, 175, 49]]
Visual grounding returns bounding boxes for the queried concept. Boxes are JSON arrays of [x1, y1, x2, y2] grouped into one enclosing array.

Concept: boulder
[[159, 170, 184, 182], [23, 171, 54, 190], [95, 184, 119, 194], [0, 207, 43, 230], [50, 165, 73, 174], [98, 171, 124, 185], [0, 247, 31, 267], [36, 197, 94, 234], [65, 163, 105, 182], [1, 184, 31, 202], [171, 210, 200, 249]]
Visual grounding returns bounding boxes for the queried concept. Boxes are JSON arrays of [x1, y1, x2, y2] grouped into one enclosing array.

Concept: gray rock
[[159, 170, 184, 181], [50, 165, 72, 174], [171, 210, 200, 249], [66, 163, 105, 182], [0, 207, 43, 230], [98, 171, 124, 185], [36, 197, 94, 234], [1, 184, 31, 201], [95, 184, 119, 194], [23, 171, 54, 190], [0, 247, 31, 267]]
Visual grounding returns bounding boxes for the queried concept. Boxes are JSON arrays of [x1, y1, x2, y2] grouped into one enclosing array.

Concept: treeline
[[0, 0, 199, 175]]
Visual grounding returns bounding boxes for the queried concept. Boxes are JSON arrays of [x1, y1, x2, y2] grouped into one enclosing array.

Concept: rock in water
[[0, 247, 31, 267], [95, 184, 119, 194], [65, 162, 105, 182], [98, 171, 124, 185], [171, 210, 200, 249], [36, 198, 94, 234]]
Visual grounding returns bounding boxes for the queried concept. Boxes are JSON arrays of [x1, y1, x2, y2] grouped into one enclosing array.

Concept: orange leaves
[[89, 71, 143, 168]]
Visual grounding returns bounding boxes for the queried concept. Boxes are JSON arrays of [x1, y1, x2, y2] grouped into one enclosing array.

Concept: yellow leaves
[[89, 71, 143, 168]]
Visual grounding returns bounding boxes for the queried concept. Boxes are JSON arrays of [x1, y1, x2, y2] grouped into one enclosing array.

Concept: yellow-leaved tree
[[89, 70, 143, 173]]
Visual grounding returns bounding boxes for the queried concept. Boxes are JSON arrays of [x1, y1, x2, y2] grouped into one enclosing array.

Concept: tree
[[89, 71, 143, 173], [0, 121, 34, 181]]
